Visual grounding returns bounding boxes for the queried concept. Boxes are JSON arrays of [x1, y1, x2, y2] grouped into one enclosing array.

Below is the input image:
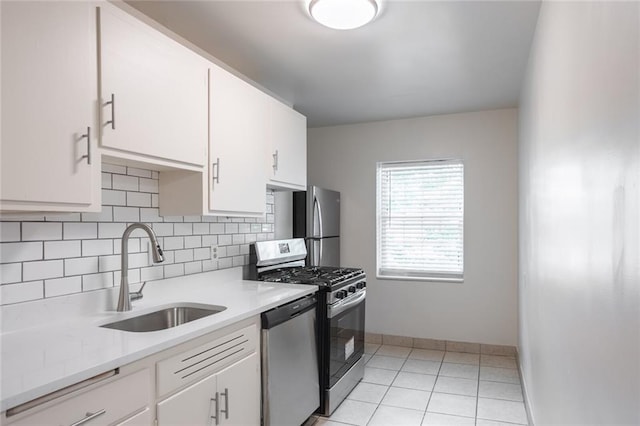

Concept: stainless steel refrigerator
[[293, 186, 340, 267]]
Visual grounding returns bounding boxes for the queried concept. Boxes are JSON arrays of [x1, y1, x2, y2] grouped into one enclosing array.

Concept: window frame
[[375, 158, 465, 283]]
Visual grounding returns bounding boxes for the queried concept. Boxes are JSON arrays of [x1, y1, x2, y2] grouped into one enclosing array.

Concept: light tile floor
[[308, 344, 528, 426]]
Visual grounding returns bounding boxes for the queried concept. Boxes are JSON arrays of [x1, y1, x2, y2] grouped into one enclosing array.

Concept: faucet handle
[[130, 281, 146, 302]]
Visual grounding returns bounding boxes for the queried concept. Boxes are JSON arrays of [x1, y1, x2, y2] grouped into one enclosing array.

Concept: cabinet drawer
[[9, 369, 150, 426], [157, 324, 257, 397]]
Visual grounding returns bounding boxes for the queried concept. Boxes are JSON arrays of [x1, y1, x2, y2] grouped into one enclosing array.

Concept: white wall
[[519, 2, 639, 423], [308, 108, 518, 345]]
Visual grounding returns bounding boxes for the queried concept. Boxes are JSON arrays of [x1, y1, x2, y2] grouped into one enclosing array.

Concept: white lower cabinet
[[5, 369, 151, 426], [1, 317, 260, 426], [157, 353, 259, 426]]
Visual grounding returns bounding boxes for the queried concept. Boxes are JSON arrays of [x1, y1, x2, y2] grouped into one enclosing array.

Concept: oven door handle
[[328, 290, 366, 318]]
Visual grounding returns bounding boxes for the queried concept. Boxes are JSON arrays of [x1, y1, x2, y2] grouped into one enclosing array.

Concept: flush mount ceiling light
[[309, 0, 379, 30]]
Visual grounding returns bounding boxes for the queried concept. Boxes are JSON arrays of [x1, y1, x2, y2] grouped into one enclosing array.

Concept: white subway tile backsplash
[[141, 265, 164, 281], [44, 241, 81, 259], [174, 223, 193, 236], [162, 215, 183, 223], [0, 263, 22, 284], [82, 272, 114, 291], [0, 222, 20, 242], [82, 207, 113, 222], [102, 164, 127, 174], [65, 257, 98, 276], [139, 178, 159, 193], [163, 237, 184, 250], [44, 276, 82, 298], [113, 207, 140, 223], [219, 257, 233, 269], [164, 263, 184, 278], [202, 259, 218, 271], [126, 192, 151, 207], [0, 242, 43, 263], [1, 281, 43, 304], [126, 167, 152, 178], [23, 260, 63, 281], [210, 223, 225, 234], [140, 208, 162, 223], [102, 172, 112, 189], [193, 223, 209, 235], [184, 236, 201, 249], [128, 252, 151, 269], [152, 223, 173, 236], [218, 235, 232, 246], [202, 235, 217, 246], [64, 223, 98, 240], [225, 223, 239, 234], [22, 223, 62, 241], [112, 174, 138, 191], [102, 189, 126, 206], [45, 213, 82, 222], [194, 247, 210, 261], [98, 255, 121, 272], [174, 249, 194, 263], [98, 223, 127, 239], [184, 261, 202, 275], [0, 164, 275, 305], [82, 240, 113, 256]]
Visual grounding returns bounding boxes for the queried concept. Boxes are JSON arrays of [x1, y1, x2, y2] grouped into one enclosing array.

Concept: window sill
[[376, 274, 464, 283]]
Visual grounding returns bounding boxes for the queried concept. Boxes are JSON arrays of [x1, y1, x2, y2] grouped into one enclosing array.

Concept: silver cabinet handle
[[212, 158, 220, 186], [210, 392, 219, 426], [104, 94, 115, 129], [69, 409, 106, 426], [80, 127, 91, 165], [220, 388, 229, 419], [272, 150, 278, 172]]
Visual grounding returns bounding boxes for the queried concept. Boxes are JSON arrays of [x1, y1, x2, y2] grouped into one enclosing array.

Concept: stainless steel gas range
[[248, 238, 366, 416]]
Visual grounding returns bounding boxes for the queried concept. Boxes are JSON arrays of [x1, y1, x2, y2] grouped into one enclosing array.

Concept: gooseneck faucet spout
[[117, 223, 164, 312]]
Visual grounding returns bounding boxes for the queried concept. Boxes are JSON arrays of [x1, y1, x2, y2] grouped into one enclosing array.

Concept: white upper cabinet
[[159, 64, 267, 218], [208, 64, 267, 216], [266, 97, 307, 191], [98, 4, 208, 170], [0, 1, 100, 212]]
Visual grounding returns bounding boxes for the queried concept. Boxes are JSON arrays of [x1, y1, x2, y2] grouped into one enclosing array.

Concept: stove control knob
[[356, 282, 366, 289], [348, 286, 356, 293], [335, 291, 346, 299]]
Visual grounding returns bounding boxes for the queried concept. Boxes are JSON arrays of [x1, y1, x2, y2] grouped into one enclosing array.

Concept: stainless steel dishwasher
[[261, 294, 319, 426]]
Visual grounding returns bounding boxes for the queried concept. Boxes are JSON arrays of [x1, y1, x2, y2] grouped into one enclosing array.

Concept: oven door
[[327, 291, 365, 388]]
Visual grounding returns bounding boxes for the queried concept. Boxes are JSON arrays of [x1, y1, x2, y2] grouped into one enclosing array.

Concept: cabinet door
[[99, 4, 207, 168], [0, 1, 99, 212], [267, 97, 307, 190], [216, 353, 260, 426], [114, 408, 152, 426], [157, 373, 218, 426], [209, 64, 266, 216]]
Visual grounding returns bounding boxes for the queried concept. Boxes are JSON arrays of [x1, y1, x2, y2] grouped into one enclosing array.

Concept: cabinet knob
[[221, 388, 229, 420]]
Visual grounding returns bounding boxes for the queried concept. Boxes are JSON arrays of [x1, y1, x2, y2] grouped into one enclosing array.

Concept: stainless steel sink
[[100, 304, 227, 332]]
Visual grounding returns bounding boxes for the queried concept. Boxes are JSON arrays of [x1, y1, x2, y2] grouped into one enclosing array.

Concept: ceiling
[[127, 0, 541, 127]]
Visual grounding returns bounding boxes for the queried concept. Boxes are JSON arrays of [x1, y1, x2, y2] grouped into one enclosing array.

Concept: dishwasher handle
[[261, 294, 317, 329]]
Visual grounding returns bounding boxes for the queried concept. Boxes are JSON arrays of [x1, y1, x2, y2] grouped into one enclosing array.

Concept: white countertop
[[0, 268, 317, 412]]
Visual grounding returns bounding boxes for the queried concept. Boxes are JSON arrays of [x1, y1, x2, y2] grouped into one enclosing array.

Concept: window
[[376, 159, 464, 281]]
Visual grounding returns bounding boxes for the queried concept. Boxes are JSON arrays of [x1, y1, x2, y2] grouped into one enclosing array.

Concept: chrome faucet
[[117, 223, 164, 312]]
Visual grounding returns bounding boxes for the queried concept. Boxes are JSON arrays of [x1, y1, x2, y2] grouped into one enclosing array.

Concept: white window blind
[[376, 159, 464, 281]]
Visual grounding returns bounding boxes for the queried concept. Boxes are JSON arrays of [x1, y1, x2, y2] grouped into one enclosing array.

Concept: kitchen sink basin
[[100, 304, 227, 332]]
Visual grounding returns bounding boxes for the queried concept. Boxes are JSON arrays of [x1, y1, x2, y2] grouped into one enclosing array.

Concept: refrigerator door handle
[[315, 196, 324, 238]]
